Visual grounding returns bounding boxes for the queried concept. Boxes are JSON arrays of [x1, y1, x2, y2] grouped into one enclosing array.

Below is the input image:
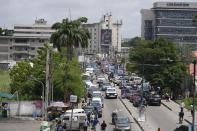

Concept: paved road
[[0, 118, 40, 131], [146, 105, 187, 131], [97, 93, 142, 131], [110, 76, 186, 131]]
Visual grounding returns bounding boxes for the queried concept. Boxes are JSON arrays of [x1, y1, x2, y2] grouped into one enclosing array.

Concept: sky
[[0, 0, 197, 38]]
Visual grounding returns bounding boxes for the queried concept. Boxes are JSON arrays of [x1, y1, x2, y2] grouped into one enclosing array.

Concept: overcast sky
[[0, 0, 197, 38]]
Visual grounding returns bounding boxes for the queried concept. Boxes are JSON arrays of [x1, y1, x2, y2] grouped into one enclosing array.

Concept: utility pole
[[192, 60, 196, 131], [45, 45, 50, 120]]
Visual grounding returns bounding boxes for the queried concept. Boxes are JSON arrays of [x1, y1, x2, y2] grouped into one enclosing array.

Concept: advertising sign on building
[[101, 29, 112, 45]]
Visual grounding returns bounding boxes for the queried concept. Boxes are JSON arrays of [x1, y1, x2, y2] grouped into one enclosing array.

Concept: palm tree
[[51, 17, 90, 61]]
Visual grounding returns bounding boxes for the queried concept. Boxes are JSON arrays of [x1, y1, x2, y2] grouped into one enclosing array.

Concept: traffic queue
[[50, 59, 162, 131]]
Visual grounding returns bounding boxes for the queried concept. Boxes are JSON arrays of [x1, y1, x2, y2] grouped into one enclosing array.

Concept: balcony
[[12, 43, 30, 46], [11, 50, 29, 54]]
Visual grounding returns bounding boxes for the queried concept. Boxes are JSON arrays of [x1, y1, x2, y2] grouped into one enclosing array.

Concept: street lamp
[[28, 76, 45, 119]]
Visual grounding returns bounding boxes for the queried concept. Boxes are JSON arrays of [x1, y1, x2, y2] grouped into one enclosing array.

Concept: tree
[[129, 38, 187, 99], [9, 43, 85, 101], [122, 37, 141, 47], [51, 17, 91, 61]]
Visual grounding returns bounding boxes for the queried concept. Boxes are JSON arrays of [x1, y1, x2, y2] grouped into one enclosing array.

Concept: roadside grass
[[0, 70, 10, 93], [176, 98, 197, 110]]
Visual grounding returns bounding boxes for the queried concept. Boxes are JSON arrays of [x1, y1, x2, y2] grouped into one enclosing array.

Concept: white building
[[11, 19, 55, 60], [0, 19, 54, 64], [81, 14, 122, 57]]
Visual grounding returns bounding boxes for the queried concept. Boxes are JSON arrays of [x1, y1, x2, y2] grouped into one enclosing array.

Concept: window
[[31, 47, 35, 50]]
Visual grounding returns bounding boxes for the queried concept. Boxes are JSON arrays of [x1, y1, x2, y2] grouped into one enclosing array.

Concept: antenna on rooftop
[[69, 8, 72, 21]]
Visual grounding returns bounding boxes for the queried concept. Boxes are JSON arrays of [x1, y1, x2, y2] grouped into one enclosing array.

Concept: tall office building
[[81, 14, 122, 56], [141, 2, 197, 44]]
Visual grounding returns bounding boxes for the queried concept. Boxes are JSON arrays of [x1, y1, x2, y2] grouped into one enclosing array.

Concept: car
[[133, 97, 147, 107], [83, 105, 94, 115], [91, 97, 104, 108], [105, 88, 118, 99], [129, 92, 141, 103], [87, 84, 99, 98], [101, 81, 112, 91], [148, 94, 161, 106], [129, 76, 142, 85], [113, 113, 131, 131], [89, 102, 102, 117], [97, 75, 106, 83]]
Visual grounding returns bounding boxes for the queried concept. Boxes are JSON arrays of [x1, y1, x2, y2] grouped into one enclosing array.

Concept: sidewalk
[[161, 100, 197, 124]]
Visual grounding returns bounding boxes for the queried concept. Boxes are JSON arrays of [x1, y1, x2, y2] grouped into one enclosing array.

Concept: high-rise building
[[81, 14, 122, 56], [141, 2, 197, 44]]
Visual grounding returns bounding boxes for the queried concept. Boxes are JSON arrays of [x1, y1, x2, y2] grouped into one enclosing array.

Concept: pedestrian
[[179, 110, 184, 124], [100, 120, 107, 131], [56, 120, 64, 131], [90, 112, 95, 126], [165, 93, 170, 102], [191, 108, 194, 118], [87, 112, 91, 123], [92, 118, 99, 131], [83, 118, 89, 131]]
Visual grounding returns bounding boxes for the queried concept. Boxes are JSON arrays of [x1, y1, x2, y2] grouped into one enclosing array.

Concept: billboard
[[101, 29, 112, 45]]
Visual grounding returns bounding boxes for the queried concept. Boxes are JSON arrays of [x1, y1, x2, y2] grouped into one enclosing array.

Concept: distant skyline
[[0, 0, 197, 38]]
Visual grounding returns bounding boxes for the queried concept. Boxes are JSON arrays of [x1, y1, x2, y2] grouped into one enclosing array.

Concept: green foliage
[[184, 97, 197, 110], [9, 44, 85, 101], [129, 38, 187, 99], [51, 17, 91, 60], [0, 70, 10, 92], [9, 61, 38, 100], [122, 37, 141, 47]]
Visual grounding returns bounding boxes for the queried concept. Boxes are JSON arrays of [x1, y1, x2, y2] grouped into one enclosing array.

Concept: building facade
[[141, 2, 197, 44], [81, 14, 122, 56], [0, 19, 54, 62]]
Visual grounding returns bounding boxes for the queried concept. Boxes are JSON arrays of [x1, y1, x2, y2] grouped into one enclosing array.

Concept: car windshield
[[116, 117, 129, 124], [90, 103, 101, 109], [108, 89, 115, 92], [93, 93, 101, 97], [104, 83, 111, 86]]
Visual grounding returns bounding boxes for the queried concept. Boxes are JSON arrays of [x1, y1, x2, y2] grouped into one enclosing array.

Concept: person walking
[[92, 118, 99, 131], [100, 120, 107, 131], [83, 118, 89, 131], [179, 110, 184, 124]]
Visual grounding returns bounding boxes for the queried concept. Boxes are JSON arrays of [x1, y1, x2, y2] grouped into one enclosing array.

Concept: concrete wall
[[5, 101, 42, 116]]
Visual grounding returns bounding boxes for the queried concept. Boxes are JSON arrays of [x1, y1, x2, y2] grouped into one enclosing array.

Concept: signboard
[[101, 29, 112, 45], [70, 95, 77, 103]]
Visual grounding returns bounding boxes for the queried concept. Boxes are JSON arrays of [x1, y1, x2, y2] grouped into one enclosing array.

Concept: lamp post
[[192, 60, 196, 131], [29, 77, 45, 119]]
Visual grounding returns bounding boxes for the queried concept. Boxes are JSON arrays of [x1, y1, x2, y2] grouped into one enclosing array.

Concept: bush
[[184, 97, 197, 110]]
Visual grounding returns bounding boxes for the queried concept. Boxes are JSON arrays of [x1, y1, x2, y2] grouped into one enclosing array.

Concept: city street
[[98, 97, 142, 131]]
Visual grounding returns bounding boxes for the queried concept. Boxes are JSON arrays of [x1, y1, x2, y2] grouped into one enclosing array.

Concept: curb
[[161, 101, 172, 111], [161, 101, 193, 125], [119, 97, 145, 131]]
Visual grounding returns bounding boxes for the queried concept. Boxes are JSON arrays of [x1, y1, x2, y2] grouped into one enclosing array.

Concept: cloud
[[0, 0, 197, 38]]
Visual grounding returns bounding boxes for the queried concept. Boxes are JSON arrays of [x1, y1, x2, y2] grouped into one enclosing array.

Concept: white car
[[91, 97, 103, 108], [105, 88, 118, 99], [97, 75, 106, 83]]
